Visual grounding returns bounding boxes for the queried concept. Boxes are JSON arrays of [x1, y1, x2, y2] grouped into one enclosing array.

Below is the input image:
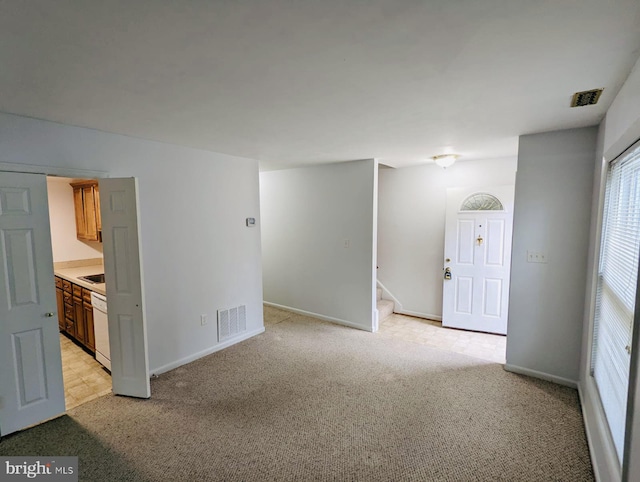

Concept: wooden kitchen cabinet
[[55, 283, 65, 332], [55, 275, 96, 354], [70, 180, 101, 242], [94, 184, 101, 232], [81, 291, 95, 353], [73, 293, 86, 344], [63, 301, 75, 333], [61, 277, 75, 337], [83, 290, 95, 352]]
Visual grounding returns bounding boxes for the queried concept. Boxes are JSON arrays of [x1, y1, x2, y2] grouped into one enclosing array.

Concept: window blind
[[591, 140, 640, 464]]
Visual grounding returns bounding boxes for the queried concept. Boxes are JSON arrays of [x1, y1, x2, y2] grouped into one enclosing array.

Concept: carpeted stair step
[[377, 298, 394, 322]]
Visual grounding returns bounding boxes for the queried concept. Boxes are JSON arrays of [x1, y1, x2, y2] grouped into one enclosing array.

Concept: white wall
[[506, 127, 597, 385], [260, 159, 377, 331], [0, 112, 264, 374], [579, 55, 640, 482], [46, 176, 103, 262], [377, 158, 517, 319], [603, 56, 640, 162]]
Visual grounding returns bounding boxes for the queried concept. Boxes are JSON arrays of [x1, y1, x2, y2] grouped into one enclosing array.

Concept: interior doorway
[[0, 169, 150, 437], [48, 176, 112, 410]]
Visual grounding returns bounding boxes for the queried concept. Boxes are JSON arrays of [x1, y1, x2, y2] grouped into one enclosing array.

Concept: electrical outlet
[[527, 250, 548, 263], [200, 314, 208, 326]]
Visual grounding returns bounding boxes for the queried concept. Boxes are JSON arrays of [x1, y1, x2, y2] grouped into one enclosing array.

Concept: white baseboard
[[395, 308, 442, 322], [578, 378, 622, 482], [150, 327, 265, 376], [264, 301, 373, 332], [375, 280, 441, 321], [376, 280, 403, 311], [503, 363, 578, 388], [372, 308, 379, 333]]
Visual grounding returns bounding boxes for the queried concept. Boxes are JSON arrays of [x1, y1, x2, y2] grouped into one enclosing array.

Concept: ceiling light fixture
[[433, 154, 458, 168]]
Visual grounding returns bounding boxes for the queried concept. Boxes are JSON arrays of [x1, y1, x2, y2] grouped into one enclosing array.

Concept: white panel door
[[0, 172, 65, 436], [99, 178, 150, 398], [442, 186, 514, 334]]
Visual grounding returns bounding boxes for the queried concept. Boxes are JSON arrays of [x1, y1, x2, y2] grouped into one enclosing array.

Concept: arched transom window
[[460, 193, 504, 211]]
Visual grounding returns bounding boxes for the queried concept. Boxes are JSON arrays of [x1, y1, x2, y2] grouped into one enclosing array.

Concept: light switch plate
[[527, 250, 548, 263]]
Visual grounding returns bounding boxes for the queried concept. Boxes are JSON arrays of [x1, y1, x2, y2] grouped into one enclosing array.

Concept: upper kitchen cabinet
[[70, 180, 102, 242]]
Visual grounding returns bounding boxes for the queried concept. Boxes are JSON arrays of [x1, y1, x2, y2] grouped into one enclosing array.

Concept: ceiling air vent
[[570, 88, 604, 107]]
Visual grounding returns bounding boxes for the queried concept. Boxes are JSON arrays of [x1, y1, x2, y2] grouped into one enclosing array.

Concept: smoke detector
[[570, 88, 604, 107]]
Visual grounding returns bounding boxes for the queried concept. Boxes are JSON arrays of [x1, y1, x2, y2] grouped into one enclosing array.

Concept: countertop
[[54, 264, 106, 296]]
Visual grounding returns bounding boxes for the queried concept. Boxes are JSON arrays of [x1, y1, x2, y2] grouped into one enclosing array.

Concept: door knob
[[45, 312, 55, 317], [444, 267, 452, 280]]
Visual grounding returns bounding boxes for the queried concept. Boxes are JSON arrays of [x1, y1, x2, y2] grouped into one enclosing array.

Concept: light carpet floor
[[0, 306, 594, 481]]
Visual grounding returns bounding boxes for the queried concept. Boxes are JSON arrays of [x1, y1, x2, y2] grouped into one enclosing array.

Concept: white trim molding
[[264, 302, 373, 332], [150, 327, 265, 376], [394, 308, 442, 322], [578, 378, 622, 482], [503, 363, 578, 388], [376, 279, 442, 321], [376, 280, 402, 310], [372, 308, 379, 333], [0, 161, 108, 179]]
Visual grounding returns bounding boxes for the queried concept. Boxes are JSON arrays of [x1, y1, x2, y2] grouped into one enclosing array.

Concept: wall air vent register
[[217, 305, 247, 341]]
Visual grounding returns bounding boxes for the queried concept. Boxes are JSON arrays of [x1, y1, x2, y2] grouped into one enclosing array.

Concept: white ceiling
[[1, 0, 639, 170]]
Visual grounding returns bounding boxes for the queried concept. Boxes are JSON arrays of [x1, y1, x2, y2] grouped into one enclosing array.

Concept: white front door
[[0, 172, 65, 436], [442, 186, 514, 335], [100, 178, 150, 398]]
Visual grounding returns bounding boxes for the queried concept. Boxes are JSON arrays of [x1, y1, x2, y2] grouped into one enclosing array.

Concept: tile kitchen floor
[[59, 334, 112, 410], [378, 313, 507, 364]]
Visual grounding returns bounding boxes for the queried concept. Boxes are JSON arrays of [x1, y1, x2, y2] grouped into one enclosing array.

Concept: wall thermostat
[[246, 217, 256, 227]]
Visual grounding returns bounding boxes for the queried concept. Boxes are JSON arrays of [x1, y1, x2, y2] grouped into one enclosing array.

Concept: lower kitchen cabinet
[[82, 288, 95, 352], [73, 293, 85, 344], [63, 292, 76, 337], [55, 278, 64, 332], [56, 276, 96, 353]]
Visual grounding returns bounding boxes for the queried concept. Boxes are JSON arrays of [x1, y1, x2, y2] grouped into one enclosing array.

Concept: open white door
[[99, 178, 150, 398], [0, 172, 65, 436], [442, 186, 514, 335]]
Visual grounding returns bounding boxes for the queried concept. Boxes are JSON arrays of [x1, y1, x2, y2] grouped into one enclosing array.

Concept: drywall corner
[[506, 127, 597, 381]]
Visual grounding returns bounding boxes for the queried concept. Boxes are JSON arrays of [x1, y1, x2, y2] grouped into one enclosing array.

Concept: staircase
[[377, 287, 394, 323]]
